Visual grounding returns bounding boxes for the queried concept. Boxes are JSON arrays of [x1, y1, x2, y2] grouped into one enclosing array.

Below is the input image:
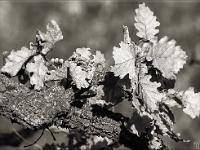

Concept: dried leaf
[[134, 3, 160, 41], [147, 36, 187, 79], [181, 87, 200, 119], [1, 47, 36, 76], [26, 55, 48, 90], [111, 42, 136, 79]]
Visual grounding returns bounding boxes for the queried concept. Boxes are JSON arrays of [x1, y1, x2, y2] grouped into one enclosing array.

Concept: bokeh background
[[0, 0, 200, 149]]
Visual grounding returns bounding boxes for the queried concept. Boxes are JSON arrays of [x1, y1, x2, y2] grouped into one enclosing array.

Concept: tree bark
[[0, 74, 149, 149]]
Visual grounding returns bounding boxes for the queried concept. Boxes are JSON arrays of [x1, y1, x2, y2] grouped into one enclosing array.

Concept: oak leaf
[[181, 87, 200, 119], [139, 75, 165, 112], [134, 3, 160, 42], [37, 20, 63, 55], [111, 42, 136, 79], [69, 62, 92, 89], [26, 55, 48, 90], [147, 36, 187, 79], [69, 48, 105, 89], [1, 47, 36, 76]]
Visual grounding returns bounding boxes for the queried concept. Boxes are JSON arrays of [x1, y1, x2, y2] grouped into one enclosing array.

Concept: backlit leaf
[[147, 36, 187, 79], [139, 75, 165, 112], [111, 42, 136, 80], [26, 55, 48, 90], [69, 48, 105, 89], [37, 20, 63, 55], [1, 47, 36, 76], [181, 87, 200, 119], [134, 3, 160, 41]]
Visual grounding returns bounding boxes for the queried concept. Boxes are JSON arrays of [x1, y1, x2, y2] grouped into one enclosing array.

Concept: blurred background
[[0, 0, 200, 149]]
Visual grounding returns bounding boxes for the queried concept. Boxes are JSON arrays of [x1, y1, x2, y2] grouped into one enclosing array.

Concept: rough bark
[[0, 74, 121, 138], [0, 74, 149, 149]]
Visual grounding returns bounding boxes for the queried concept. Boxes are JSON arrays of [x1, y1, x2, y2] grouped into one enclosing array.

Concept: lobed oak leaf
[[37, 20, 63, 55], [111, 42, 136, 80], [181, 87, 200, 119], [134, 3, 160, 42], [69, 62, 92, 89], [147, 36, 187, 79], [132, 95, 181, 141], [26, 55, 48, 90], [69, 48, 93, 89], [132, 78, 183, 141], [138, 75, 165, 112], [1, 47, 36, 76], [46, 20, 63, 42], [69, 48, 105, 89]]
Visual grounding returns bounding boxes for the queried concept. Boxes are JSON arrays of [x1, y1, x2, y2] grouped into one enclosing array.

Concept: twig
[[24, 129, 44, 148], [12, 126, 42, 150]]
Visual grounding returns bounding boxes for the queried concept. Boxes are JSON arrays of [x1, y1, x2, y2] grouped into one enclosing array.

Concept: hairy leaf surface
[[38, 20, 63, 55], [181, 87, 200, 119], [69, 48, 105, 89], [26, 55, 48, 90], [111, 42, 136, 80], [1, 47, 36, 76], [147, 36, 187, 79], [139, 75, 165, 112], [134, 3, 160, 41]]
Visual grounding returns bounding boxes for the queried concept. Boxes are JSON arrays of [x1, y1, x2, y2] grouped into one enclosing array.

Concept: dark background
[[0, 0, 200, 149]]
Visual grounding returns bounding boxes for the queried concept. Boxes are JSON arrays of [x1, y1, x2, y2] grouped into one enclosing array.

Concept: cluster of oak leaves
[[1, 3, 200, 149]]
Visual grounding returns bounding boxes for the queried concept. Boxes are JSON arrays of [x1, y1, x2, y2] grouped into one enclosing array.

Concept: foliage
[[111, 41, 136, 80], [134, 3, 160, 42], [26, 55, 48, 90], [0, 2, 199, 150], [68, 48, 105, 89], [1, 47, 36, 76], [146, 36, 187, 79], [181, 87, 200, 119]]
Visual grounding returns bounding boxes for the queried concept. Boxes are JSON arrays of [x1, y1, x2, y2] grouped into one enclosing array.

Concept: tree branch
[[0, 74, 122, 138], [0, 74, 149, 149]]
